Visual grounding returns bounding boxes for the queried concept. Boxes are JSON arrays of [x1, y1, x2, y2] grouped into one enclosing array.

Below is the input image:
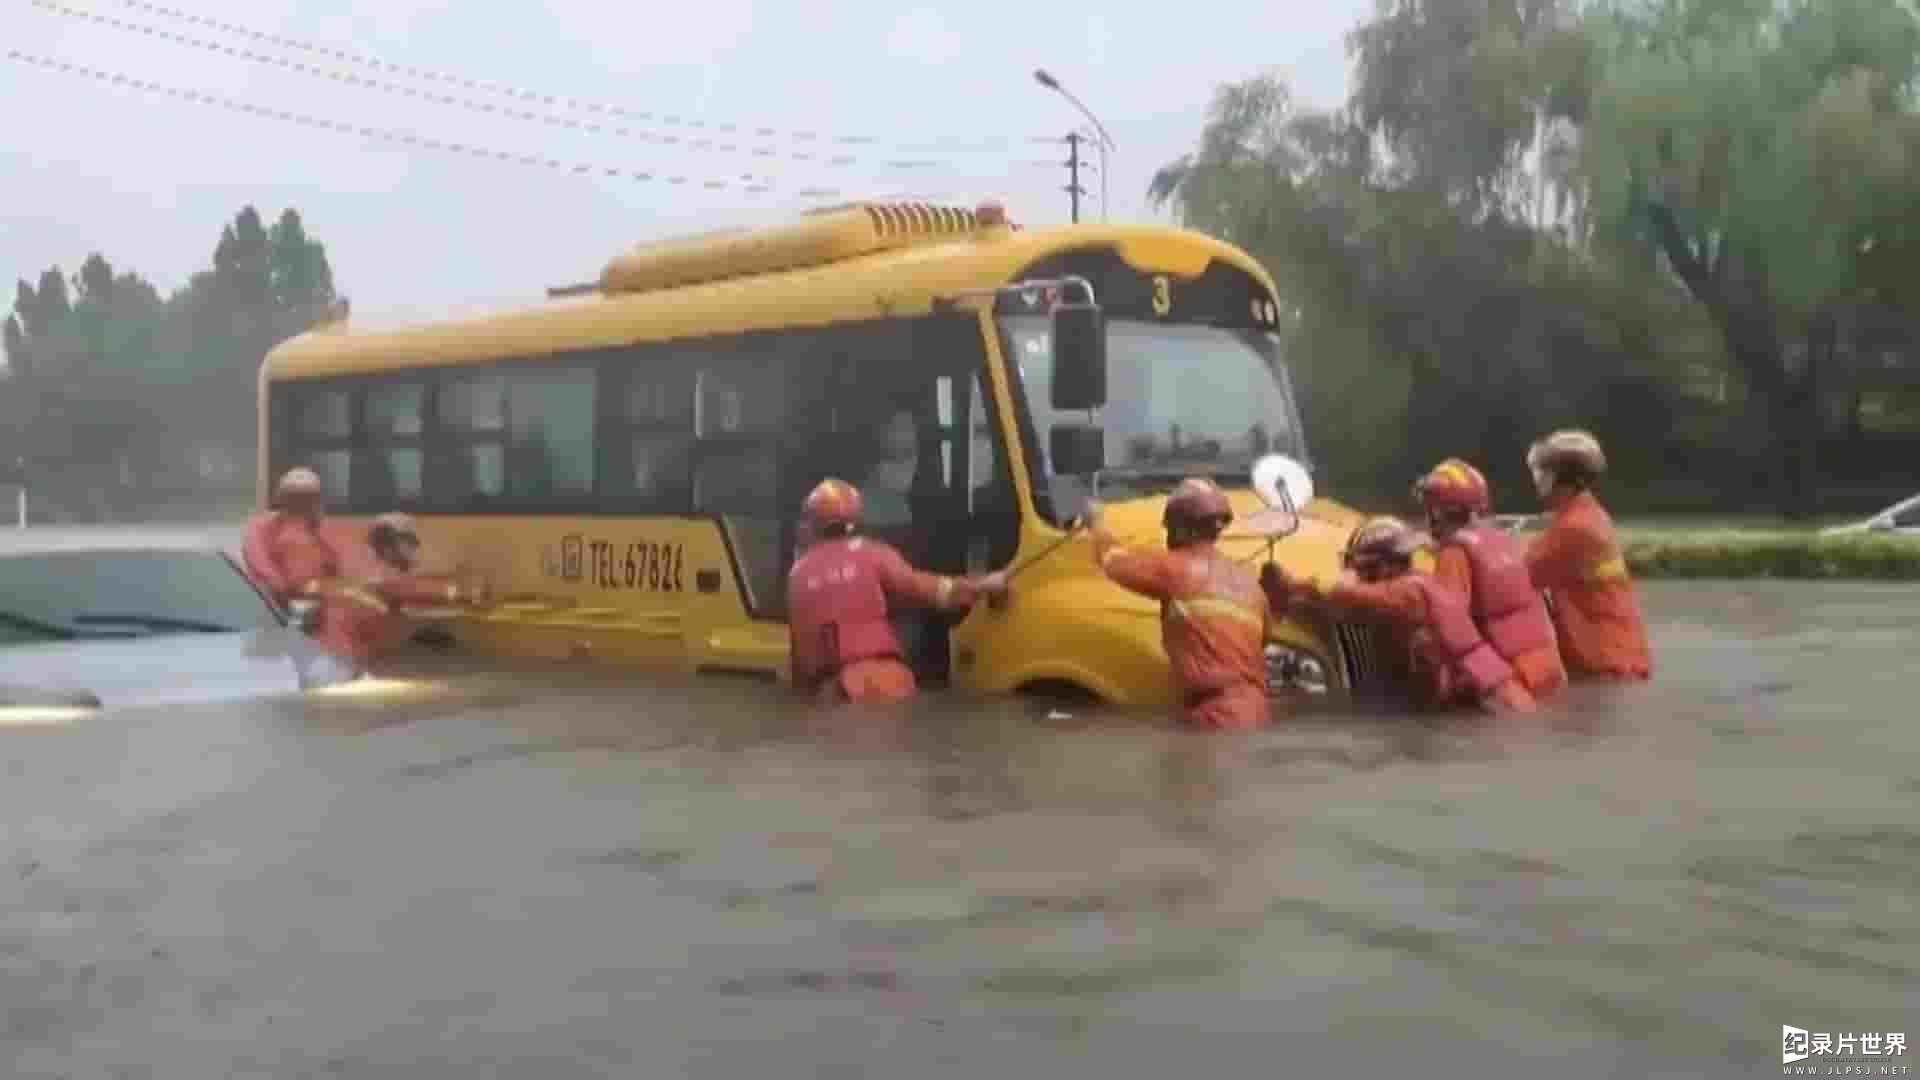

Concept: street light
[[1033, 68, 1114, 221]]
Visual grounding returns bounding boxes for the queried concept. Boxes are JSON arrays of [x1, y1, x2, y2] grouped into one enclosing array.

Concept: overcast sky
[[4, 0, 1369, 326]]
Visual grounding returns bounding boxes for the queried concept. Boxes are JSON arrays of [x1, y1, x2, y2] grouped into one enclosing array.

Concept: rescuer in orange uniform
[[786, 478, 1006, 704], [1086, 478, 1274, 731], [1415, 458, 1567, 702], [1522, 430, 1652, 681], [300, 513, 490, 676], [1263, 517, 1536, 715], [240, 466, 343, 609]]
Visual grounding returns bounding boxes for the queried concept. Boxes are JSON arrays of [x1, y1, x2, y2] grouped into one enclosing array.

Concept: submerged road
[[5, 581, 1917, 1078]]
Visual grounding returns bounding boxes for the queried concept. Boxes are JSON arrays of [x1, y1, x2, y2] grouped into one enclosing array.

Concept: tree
[[1348, 0, 1592, 222], [214, 205, 272, 312], [1578, 0, 1920, 516], [20, 268, 71, 337], [76, 253, 114, 307], [3, 315, 28, 378], [2, 204, 343, 520], [1151, 40, 1727, 509], [268, 208, 336, 320], [1147, 75, 1418, 489]]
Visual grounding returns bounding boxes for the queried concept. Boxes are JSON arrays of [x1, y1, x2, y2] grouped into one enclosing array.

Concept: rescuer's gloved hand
[[287, 597, 320, 631]]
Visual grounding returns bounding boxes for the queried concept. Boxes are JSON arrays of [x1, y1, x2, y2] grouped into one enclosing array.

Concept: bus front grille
[[1334, 622, 1386, 694]]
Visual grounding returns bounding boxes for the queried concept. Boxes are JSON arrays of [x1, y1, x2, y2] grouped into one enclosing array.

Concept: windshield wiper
[[70, 613, 237, 634], [0, 610, 78, 641]]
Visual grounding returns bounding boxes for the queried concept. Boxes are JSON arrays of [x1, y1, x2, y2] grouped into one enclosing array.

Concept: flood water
[[4, 550, 1917, 1075]]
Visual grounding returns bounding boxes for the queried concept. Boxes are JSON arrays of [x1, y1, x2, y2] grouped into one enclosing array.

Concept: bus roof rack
[[596, 199, 1010, 298]]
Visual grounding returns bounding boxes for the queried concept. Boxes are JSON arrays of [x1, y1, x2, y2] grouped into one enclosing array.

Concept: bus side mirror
[[1049, 423, 1105, 476], [1049, 300, 1107, 411]]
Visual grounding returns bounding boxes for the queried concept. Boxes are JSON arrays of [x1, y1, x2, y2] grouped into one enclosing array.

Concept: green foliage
[[1149, 66, 1723, 508], [1617, 528, 1920, 579], [1575, 0, 1920, 514], [1582, 0, 1920, 320], [1349, 0, 1589, 215], [0, 204, 339, 521], [1154, 0, 1920, 516]]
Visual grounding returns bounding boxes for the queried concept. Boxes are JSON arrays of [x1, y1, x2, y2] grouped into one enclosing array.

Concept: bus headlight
[[1265, 644, 1330, 695]]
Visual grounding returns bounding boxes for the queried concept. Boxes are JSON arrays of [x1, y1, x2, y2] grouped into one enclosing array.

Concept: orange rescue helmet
[[369, 512, 419, 548], [1527, 429, 1607, 481], [1163, 477, 1233, 531], [274, 467, 322, 497], [272, 466, 324, 511], [802, 478, 864, 528], [1414, 457, 1491, 514], [1344, 516, 1419, 572]]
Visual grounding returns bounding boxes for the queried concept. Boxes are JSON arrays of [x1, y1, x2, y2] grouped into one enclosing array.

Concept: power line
[[4, 49, 857, 197], [30, 0, 1067, 173], [83, 0, 1064, 155]]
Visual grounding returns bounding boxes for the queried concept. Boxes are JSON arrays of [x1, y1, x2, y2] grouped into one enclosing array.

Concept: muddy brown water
[[3, 542, 1917, 1076]]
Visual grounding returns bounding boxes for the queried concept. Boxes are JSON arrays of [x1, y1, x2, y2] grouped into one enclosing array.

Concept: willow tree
[[1578, 0, 1920, 515], [1146, 69, 1661, 503], [1349, 0, 1595, 223], [1146, 76, 1420, 490]]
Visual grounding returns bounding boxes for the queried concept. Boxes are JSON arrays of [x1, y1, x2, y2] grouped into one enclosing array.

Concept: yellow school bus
[[258, 199, 1389, 705]]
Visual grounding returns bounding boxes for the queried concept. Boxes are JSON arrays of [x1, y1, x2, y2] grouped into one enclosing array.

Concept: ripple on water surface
[[3, 579, 1917, 1078]]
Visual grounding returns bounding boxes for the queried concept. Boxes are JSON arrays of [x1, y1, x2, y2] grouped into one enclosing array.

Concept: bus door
[[678, 333, 795, 682], [896, 317, 1020, 685], [760, 315, 1016, 688]]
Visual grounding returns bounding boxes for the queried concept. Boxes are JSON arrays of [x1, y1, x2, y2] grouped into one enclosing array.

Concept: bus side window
[[436, 374, 508, 505], [358, 380, 426, 505], [283, 383, 355, 508], [504, 368, 595, 500], [968, 374, 1020, 572], [599, 350, 693, 510], [267, 387, 295, 483], [936, 376, 954, 489], [691, 336, 790, 618], [968, 376, 1000, 504], [434, 364, 595, 507]]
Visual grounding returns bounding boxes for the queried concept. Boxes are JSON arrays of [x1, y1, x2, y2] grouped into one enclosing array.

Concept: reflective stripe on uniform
[[1166, 595, 1263, 631], [1586, 556, 1628, 581], [325, 583, 393, 614]]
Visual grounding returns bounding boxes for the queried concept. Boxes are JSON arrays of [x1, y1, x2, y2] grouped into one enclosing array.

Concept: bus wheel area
[[1016, 678, 1102, 710], [410, 625, 457, 650]]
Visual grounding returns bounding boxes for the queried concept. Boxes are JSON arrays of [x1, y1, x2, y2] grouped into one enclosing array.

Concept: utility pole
[[1035, 71, 1113, 221], [1062, 132, 1085, 224]]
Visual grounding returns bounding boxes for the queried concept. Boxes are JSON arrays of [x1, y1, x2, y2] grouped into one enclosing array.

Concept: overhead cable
[[85, 0, 1065, 154], [30, 1, 1066, 172], [3, 49, 858, 197], [31, 1, 1058, 172]]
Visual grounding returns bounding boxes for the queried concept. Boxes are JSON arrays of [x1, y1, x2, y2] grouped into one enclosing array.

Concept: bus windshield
[[1000, 316, 1310, 524]]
